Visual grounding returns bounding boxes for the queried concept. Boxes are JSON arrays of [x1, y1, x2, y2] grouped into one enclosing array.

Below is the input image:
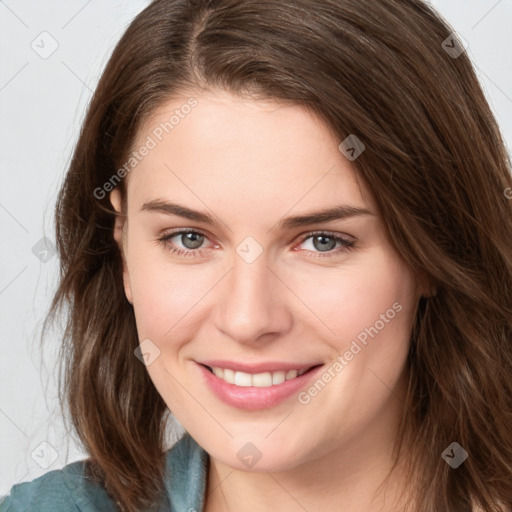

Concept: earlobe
[[109, 189, 133, 305]]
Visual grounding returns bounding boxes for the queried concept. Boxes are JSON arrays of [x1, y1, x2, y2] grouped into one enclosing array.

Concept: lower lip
[[197, 363, 324, 410]]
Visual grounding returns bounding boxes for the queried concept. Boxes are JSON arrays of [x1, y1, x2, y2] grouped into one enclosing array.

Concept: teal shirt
[[0, 433, 209, 512]]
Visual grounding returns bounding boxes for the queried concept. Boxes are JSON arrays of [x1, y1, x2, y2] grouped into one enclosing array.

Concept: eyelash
[[156, 229, 356, 259]]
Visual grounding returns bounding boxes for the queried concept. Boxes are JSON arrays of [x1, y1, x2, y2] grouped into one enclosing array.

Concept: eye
[[156, 229, 213, 257], [156, 229, 356, 258], [295, 231, 356, 258]]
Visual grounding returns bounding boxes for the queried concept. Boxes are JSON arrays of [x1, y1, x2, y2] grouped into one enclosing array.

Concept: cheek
[[287, 253, 417, 348], [126, 241, 219, 343], [285, 254, 418, 403], [287, 257, 416, 432]]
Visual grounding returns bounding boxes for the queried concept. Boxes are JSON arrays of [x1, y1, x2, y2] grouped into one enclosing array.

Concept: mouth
[[196, 361, 325, 410], [201, 364, 322, 388]]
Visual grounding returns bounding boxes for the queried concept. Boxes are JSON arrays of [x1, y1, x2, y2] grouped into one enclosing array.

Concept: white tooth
[[285, 370, 298, 381], [234, 371, 253, 387], [214, 368, 304, 386], [272, 371, 286, 385], [252, 372, 273, 387], [223, 368, 235, 384]]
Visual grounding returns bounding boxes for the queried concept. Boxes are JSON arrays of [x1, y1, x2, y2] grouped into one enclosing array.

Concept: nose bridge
[[214, 248, 291, 344]]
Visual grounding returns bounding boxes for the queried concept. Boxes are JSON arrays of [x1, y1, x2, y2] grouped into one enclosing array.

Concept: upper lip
[[197, 360, 323, 374]]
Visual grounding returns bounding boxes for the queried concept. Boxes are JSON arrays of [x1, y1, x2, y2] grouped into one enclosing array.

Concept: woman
[[1, 0, 511, 511]]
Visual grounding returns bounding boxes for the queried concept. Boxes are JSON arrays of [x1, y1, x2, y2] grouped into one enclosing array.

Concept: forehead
[[125, 89, 374, 213]]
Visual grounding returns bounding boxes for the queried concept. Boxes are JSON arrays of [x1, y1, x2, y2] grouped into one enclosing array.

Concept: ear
[[110, 189, 133, 305]]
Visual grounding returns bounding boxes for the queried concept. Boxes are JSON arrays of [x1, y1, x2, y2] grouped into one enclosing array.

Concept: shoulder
[[0, 433, 209, 512], [0, 459, 117, 512]]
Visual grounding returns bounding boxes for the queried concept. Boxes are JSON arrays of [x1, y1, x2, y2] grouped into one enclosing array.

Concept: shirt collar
[[163, 432, 209, 512]]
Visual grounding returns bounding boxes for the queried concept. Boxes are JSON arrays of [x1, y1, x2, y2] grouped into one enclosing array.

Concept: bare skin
[[110, 88, 424, 511]]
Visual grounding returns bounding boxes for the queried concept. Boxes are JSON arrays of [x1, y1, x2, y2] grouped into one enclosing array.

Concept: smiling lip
[[196, 360, 324, 410]]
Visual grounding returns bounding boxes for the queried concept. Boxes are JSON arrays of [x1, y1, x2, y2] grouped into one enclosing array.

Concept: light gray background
[[1, 0, 511, 495]]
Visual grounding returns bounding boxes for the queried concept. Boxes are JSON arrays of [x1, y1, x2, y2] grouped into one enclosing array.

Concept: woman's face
[[111, 89, 421, 473]]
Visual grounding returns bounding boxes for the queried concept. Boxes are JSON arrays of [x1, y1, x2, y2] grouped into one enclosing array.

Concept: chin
[[206, 433, 312, 473]]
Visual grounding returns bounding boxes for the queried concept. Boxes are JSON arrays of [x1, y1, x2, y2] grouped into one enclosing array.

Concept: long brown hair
[[43, 0, 512, 510]]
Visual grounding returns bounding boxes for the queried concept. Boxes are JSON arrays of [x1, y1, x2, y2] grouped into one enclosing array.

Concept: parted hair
[[44, 0, 512, 510]]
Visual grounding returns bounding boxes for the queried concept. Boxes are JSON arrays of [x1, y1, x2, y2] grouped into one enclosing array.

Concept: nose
[[213, 254, 293, 346]]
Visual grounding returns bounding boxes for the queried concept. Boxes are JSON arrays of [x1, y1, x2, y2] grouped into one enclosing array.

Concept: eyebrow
[[140, 199, 374, 230]]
